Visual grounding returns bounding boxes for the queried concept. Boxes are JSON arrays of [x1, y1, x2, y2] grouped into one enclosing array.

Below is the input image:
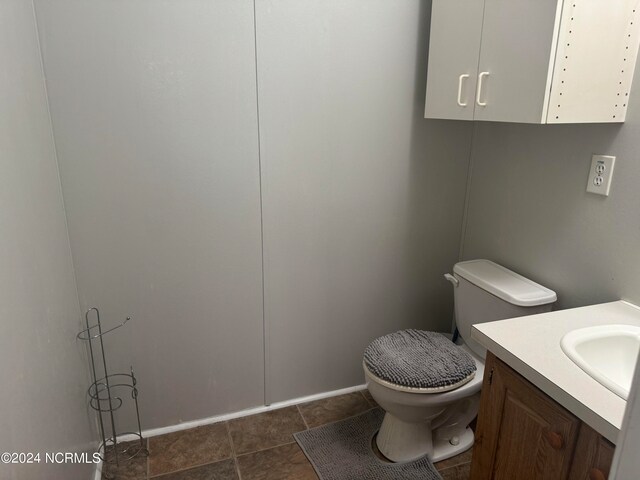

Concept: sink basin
[[561, 324, 640, 399]]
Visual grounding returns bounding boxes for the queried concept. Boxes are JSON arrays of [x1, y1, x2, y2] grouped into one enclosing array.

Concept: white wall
[[11, 0, 640, 469], [0, 1, 94, 478], [256, 0, 473, 402], [33, 0, 473, 426], [459, 55, 640, 476], [461, 74, 640, 309], [34, 0, 265, 428]]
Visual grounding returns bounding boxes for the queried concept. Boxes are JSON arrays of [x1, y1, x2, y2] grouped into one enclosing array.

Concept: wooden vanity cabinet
[[470, 352, 615, 480], [567, 425, 615, 480]]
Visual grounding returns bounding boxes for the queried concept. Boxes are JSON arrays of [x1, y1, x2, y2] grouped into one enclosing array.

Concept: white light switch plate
[[587, 155, 616, 196]]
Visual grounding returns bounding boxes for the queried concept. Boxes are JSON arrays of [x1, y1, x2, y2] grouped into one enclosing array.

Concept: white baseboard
[[93, 383, 367, 480]]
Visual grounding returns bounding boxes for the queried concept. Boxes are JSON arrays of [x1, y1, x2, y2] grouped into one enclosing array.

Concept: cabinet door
[[568, 424, 614, 480], [424, 0, 485, 121], [471, 353, 581, 479], [473, 0, 563, 123]]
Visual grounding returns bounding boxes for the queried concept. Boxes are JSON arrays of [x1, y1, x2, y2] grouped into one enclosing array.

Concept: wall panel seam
[[457, 122, 478, 262], [252, 0, 270, 406]]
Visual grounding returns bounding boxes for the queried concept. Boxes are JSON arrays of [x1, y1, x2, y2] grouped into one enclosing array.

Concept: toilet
[[363, 259, 557, 463]]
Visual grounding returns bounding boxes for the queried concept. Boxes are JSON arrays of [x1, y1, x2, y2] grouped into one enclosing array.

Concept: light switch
[[587, 155, 615, 196]]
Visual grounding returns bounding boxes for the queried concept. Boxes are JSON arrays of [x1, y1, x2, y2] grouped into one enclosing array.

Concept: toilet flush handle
[[444, 273, 459, 287]]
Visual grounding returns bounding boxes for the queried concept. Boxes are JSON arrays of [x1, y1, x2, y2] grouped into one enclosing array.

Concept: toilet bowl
[[363, 259, 557, 463]]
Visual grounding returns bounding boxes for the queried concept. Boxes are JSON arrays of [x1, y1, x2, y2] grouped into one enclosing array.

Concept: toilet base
[[376, 411, 475, 463], [365, 341, 483, 464], [376, 413, 434, 462], [431, 426, 474, 463]]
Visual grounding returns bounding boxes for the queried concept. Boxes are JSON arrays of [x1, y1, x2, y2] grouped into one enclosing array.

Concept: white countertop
[[471, 300, 640, 443]]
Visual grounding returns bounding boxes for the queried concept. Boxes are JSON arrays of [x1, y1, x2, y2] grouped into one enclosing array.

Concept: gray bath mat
[[294, 408, 442, 480]]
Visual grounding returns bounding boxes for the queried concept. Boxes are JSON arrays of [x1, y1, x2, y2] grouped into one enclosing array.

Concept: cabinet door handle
[[545, 431, 564, 450], [588, 468, 606, 480], [457, 74, 470, 107], [476, 71, 489, 107]]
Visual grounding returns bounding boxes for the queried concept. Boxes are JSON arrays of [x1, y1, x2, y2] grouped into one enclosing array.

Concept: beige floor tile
[[148, 423, 232, 476], [150, 458, 239, 479], [298, 392, 372, 428], [361, 389, 379, 408], [439, 462, 471, 480], [434, 448, 473, 471], [237, 443, 318, 480], [227, 406, 306, 455], [101, 439, 148, 480]]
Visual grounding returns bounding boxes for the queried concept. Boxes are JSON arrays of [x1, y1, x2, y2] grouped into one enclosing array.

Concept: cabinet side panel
[[541, 0, 566, 122], [424, 0, 485, 121], [547, 0, 640, 123], [470, 352, 503, 479]]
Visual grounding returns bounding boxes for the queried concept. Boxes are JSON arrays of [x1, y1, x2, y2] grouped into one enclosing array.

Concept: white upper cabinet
[[424, 0, 484, 121], [473, 0, 561, 123], [425, 0, 640, 124]]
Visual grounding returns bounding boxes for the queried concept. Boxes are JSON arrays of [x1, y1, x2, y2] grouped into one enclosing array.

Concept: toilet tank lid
[[453, 260, 557, 307]]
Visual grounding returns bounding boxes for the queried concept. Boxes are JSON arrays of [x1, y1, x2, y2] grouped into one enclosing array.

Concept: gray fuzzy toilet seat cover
[[363, 329, 477, 389]]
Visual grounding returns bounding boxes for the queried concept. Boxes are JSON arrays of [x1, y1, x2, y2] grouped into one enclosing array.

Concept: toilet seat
[[363, 329, 477, 392], [364, 342, 485, 403], [363, 361, 476, 394]]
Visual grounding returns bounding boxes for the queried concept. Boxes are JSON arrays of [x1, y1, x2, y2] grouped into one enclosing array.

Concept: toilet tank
[[450, 260, 557, 358]]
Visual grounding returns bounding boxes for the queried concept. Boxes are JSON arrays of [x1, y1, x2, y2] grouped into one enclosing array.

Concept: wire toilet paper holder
[[77, 307, 148, 478]]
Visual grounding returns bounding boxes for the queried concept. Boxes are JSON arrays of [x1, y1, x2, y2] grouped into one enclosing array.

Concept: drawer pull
[[545, 431, 564, 450], [589, 468, 606, 480]]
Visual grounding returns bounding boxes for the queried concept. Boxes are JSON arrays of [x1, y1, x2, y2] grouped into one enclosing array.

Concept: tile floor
[[101, 390, 472, 480]]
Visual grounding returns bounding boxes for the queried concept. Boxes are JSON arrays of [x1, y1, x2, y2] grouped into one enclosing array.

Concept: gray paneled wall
[[461, 74, 640, 309], [0, 1, 94, 478], [34, 0, 472, 428], [255, 0, 473, 403], [35, 0, 266, 428]]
